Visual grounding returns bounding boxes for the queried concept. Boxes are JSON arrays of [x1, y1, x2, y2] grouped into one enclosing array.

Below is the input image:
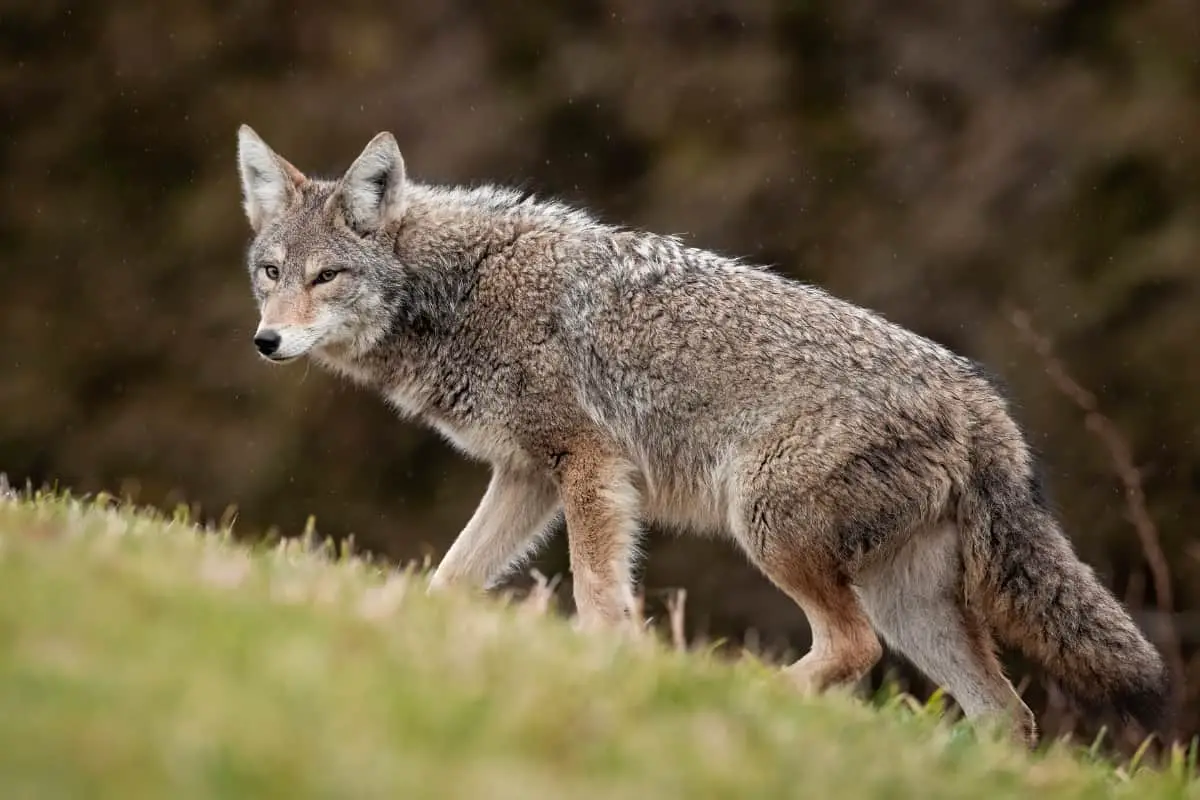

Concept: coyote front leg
[[555, 446, 641, 631], [428, 465, 561, 592]]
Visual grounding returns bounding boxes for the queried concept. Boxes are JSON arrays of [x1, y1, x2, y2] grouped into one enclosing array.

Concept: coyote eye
[[313, 269, 340, 285], [261, 264, 280, 281]]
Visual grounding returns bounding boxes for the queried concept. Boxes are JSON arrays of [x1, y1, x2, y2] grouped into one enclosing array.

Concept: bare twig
[[523, 569, 562, 616], [1008, 308, 1185, 723], [1008, 309, 1174, 613], [666, 588, 688, 651]]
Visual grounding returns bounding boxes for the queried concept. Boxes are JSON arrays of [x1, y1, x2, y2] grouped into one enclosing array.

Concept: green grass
[[0, 490, 1196, 799]]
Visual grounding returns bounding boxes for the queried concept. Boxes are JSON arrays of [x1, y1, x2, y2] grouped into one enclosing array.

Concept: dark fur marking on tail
[[970, 462, 1040, 600], [1067, 667, 1174, 736]]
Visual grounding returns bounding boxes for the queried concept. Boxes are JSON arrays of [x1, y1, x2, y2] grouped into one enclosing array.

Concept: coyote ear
[[237, 125, 306, 232], [335, 132, 407, 234]]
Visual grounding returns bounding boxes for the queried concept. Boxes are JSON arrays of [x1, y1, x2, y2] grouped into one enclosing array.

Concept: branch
[[1007, 308, 1184, 727]]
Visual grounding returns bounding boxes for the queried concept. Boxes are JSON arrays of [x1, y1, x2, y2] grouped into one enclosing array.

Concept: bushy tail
[[958, 417, 1172, 734]]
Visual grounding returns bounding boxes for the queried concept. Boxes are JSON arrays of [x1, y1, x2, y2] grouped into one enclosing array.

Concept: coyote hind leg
[[856, 522, 1037, 748], [763, 553, 883, 695], [734, 503, 883, 695]]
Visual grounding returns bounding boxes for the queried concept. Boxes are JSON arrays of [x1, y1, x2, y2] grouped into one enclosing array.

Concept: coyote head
[[235, 125, 407, 363]]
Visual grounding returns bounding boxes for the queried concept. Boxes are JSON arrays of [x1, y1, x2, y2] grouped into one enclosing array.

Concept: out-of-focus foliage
[[2, 0, 1198, 741]]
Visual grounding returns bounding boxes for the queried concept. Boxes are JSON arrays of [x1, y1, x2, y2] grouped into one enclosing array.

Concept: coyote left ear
[[335, 132, 408, 234]]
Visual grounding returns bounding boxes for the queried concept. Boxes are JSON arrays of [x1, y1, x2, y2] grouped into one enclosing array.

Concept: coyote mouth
[[259, 353, 301, 365]]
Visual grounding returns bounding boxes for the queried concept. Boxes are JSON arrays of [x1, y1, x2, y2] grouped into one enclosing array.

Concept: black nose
[[254, 329, 281, 356]]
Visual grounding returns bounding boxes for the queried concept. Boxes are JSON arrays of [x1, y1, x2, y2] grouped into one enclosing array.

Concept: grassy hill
[[0, 488, 1195, 799]]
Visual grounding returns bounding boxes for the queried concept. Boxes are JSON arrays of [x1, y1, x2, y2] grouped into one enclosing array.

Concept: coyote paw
[[571, 606, 641, 639], [782, 660, 823, 697]]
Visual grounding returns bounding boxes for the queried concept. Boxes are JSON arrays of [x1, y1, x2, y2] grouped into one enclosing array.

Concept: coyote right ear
[[237, 125, 306, 232]]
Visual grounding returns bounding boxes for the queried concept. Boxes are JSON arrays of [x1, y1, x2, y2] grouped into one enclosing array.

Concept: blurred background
[[2, 0, 1198, 745]]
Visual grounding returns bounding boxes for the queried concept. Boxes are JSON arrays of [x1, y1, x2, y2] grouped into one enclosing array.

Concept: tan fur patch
[[261, 290, 316, 328]]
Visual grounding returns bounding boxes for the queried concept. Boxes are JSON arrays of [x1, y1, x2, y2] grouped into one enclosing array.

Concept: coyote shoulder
[[235, 125, 1170, 747]]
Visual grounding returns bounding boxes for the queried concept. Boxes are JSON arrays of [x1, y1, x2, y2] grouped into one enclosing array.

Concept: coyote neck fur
[[316, 182, 642, 425]]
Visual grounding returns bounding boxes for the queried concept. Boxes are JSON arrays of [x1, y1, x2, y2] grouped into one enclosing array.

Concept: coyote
[[235, 125, 1169, 746]]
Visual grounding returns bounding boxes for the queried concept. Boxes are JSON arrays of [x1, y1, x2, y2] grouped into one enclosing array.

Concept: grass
[[0, 489, 1197, 799]]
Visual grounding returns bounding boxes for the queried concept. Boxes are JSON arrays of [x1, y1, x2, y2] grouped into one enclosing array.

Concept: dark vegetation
[[2, 0, 1198, 748]]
